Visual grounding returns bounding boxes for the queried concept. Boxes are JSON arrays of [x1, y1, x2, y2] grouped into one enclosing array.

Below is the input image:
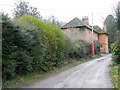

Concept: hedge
[[14, 15, 66, 69], [111, 40, 120, 64], [2, 14, 45, 80], [2, 14, 66, 80]]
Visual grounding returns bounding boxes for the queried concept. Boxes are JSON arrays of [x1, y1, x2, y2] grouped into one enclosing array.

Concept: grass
[[3, 55, 101, 88], [3, 72, 49, 88], [110, 63, 120, 89]]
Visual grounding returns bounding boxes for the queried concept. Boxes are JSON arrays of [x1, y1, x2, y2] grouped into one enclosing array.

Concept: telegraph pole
[[92, 13, 93, 41], [90, 12, 95, 56]]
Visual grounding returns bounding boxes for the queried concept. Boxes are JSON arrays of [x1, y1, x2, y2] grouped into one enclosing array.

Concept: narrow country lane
[[24, 54, 113, 88]]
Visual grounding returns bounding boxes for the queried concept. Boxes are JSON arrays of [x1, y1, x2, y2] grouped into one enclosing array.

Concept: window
[[100, 44, 103, 49]]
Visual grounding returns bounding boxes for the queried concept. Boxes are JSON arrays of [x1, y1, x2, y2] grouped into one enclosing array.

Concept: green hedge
[[2, 14, 66, 80], [14, 15, 66, 69], [2, 14, 45, 80], [111, 41, 120, 64]]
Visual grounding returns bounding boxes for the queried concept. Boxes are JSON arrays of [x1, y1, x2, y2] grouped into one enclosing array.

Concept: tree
[[13, 1, 42, 19], [104, 15, 117, 47], [44, 15, 65, 28], [105, 1, 120, 48], [115, 1, 120, 30], [111, 1, 120, 65]]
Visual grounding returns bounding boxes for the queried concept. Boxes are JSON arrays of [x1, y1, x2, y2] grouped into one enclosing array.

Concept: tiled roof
[[62, 17, 85, 28], [93, 26, 107, 34], [62, 17, 108, 35], [93, 26, 102, 30]]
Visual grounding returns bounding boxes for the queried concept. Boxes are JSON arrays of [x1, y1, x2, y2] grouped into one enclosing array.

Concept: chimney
[[103, 22, 107, 32], [82, 16, 89, 25]]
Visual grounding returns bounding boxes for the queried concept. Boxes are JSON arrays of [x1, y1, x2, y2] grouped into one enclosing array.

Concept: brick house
[[61, 17, 109, 53]]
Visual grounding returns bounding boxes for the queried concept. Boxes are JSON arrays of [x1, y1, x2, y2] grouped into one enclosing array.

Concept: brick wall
[[85, 28, 99, 42], [99, 34, 109, 53], [62, 27, 99, 43], [62, 27, 109, 53]]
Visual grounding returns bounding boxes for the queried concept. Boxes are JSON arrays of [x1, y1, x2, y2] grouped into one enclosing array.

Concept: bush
[[14, 15, 66, 70], [94, 40, 100, 55], [65, 36, 91, 60], [2, 14, 18, 80], [111, 41, 120, 64], [65, 37, 100, 60], [2, 14, 66, 81], [2, 14, 45, 80]]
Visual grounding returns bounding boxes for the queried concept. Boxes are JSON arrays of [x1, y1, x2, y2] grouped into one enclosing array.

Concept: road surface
[[24, 54, 113, 88]]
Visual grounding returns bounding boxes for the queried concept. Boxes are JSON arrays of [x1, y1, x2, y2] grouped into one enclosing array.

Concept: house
[[61, 17, 109, 53]]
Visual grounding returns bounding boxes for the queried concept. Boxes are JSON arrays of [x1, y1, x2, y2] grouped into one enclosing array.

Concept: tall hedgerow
[[2, 14, 45, 80], [111, 41, 120, 64], [14, 15, 66, 70], [2, 14, 66, 80]]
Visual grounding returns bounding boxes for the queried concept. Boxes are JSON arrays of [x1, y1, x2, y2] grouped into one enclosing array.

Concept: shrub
[[94, 40, 100, 55], [111, 41, 120, 64], [65, 36, 91, 60], [2, 14, 18, 80], [14, 15, 66, 71], [13, 26, 45, 72], [2, 14, 44, 80]]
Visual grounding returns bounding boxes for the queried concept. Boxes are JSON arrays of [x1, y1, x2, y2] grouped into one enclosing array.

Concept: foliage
[[111, 41, 120, 64], [105, 15, 118, 49], [13, 1, 42, 19], [110, 3, 120, 89], [94, 40, 100, 54], [3, 54, 101, 88], [2, 14, 45, 80], [111, 4, 120, 63], [64, 33, 100, 60], [14, 15, 66, 70], [2, 14, 100, 82], [65, 36, 91, 59], [110, 64, 120, 89], [115, 1, 120, 30], [44, 16, 65, 28], [2, 14, 18, 80], [2, 14, 66, 81]]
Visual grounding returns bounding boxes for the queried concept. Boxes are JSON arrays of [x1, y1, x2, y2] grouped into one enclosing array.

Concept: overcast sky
[[0, 0, 119, 28]]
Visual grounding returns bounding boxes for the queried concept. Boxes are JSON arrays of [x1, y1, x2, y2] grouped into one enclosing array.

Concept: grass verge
[[110, 63, 120, 89], [3, 55, 101, 88]]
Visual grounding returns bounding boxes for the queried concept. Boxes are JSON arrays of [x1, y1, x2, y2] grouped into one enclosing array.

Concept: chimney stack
[[82, 16, 89, 25]]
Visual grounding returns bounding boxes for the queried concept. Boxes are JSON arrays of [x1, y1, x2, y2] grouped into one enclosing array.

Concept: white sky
[[0, 0, 119, 28]]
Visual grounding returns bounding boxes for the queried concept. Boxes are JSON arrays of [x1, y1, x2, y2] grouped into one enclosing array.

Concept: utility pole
[[92, 13, 93, 41], [90, 12, 95, 56]]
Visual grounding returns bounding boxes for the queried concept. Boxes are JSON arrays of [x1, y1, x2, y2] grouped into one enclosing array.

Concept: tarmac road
[[24, 54, 113, 88]]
